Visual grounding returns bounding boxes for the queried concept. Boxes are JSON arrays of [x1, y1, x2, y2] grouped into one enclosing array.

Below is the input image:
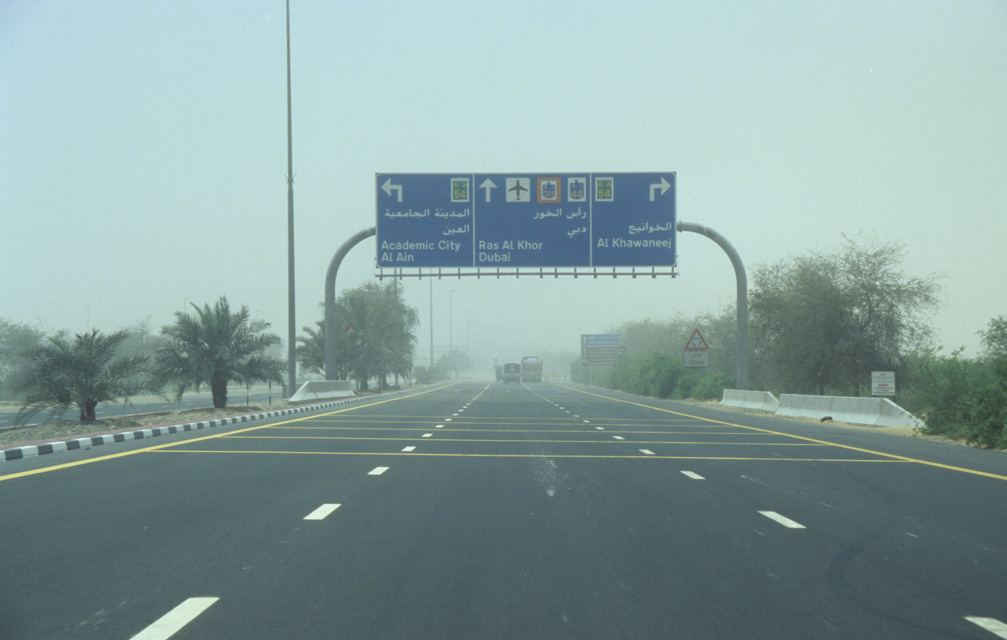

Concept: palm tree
[[297, 283, 419, 390], [157, 297, 283, 408], [15, 329, 155, 425]]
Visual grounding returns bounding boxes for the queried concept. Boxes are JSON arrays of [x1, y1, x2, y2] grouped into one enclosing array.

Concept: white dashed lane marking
[[130, 597, 219, 640], [759, 511, 806, 529], [368, 467, 389, 476], [966, 617, 1007, 639], [681, 471, 705, 480], [421, 433, 432, 438], [612, 436, 625, 441], [304, 504, 341, 521], [402, 446, 416, 452], [639, 449, 655, 455]]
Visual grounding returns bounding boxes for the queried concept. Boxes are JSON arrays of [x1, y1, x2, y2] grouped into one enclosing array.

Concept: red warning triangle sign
[[684, 329, 709, 351], [345, 323, 356, 334]]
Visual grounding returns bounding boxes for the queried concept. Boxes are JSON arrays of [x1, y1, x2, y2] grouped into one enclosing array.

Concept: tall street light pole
[[285, 0, 297, 396]]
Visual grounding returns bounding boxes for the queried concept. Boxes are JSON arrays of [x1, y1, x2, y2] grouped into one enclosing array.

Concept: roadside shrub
[[904, 350, 1007, 448]]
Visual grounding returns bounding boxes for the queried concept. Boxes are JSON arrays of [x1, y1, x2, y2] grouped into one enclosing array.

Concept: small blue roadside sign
[[376, 173, 675, 269], [581, 334, 621, 346]]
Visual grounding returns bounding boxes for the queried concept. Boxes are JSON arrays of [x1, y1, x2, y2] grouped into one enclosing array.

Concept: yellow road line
[[220, 435, 830, 445], [0, 384, 455, 482], [261, 426, 763, 435], [557, 385, 1007, 482], [151, 449, 909, 462]]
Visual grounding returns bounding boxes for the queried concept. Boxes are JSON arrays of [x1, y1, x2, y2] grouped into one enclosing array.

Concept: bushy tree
[[157, 297, 283, 408], [15, 329, 156, 424], [750, 236, 940, 395], [979, 316, 1007, 361], [0, 318, 47, 401]]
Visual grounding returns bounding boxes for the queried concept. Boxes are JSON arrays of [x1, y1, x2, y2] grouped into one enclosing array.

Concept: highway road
[[2, 381, 1006, 639]]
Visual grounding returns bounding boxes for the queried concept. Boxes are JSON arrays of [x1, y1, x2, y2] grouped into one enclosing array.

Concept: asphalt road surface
[[2, 381, 1006, 639]]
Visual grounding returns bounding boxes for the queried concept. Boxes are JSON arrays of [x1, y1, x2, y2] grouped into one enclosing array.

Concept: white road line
[[304, 504, 341, 521], [681, 471, 705, 480], [565, 410, 571, 414], [595, 426, 605, 431], [421, 433, 432, 438], [130, 597, 219, 640], [445, 418, 453, 422], [759, 511, 806, 529], [402, 446, 416, 452], [966, 617, 1007, 639], [583, 420, 590, 423], [613, 436, 625, 440], [368, 467, 389, 476], [573, 415, 580, 418], [435, 424, 444, 428], [639, 449, 655, 455]]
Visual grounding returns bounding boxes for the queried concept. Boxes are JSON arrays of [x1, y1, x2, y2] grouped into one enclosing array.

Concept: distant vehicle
[[502, 362, 521, 383], [520, 357, 543, 383]]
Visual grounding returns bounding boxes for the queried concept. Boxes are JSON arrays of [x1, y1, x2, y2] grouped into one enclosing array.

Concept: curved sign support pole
[[676, 221, 748, 390], [324, 227, 376, 380]]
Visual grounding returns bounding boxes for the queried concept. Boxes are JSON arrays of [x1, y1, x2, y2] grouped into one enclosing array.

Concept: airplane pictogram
[[506, 178, 530, 202]]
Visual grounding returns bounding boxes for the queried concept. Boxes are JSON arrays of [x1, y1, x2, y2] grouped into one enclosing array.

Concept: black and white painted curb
[[1, 392, 389, 465]]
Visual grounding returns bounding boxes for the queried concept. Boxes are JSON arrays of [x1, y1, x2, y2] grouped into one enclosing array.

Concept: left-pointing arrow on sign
[[381, 178, 403, 202], [649, 177, 671, 201]]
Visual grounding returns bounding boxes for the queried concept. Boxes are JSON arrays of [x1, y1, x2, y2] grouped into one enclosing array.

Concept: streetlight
[[285, 0, 297, 397]]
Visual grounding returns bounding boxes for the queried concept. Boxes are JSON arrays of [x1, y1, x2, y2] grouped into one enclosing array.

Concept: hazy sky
[[2, 1, 1005, 372]]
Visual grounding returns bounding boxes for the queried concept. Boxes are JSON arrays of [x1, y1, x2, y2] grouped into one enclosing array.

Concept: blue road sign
[[581, 334, 621, 346], [376, 173, 675, 269]]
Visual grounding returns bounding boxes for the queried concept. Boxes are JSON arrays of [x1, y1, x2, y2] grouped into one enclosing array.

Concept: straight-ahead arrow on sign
[[479, 178, 496, 202]]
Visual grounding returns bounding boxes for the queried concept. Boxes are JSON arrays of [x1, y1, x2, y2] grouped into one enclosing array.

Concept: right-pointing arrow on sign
[[649, 177, 671, 201]]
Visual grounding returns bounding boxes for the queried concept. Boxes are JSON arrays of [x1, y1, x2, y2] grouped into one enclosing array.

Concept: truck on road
[[502, 362, 522, 383], [520, 357, 543, 383]]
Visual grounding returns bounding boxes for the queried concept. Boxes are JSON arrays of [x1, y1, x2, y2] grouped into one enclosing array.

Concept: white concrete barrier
[[776, 394, 922, 428], [721, 389, 780, 413], [289, 380, 355, 404], [877, 398, 925, 428]]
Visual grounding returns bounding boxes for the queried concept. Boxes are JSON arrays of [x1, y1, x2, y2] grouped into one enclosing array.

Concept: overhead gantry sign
[[375, 173, 676, 274]]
